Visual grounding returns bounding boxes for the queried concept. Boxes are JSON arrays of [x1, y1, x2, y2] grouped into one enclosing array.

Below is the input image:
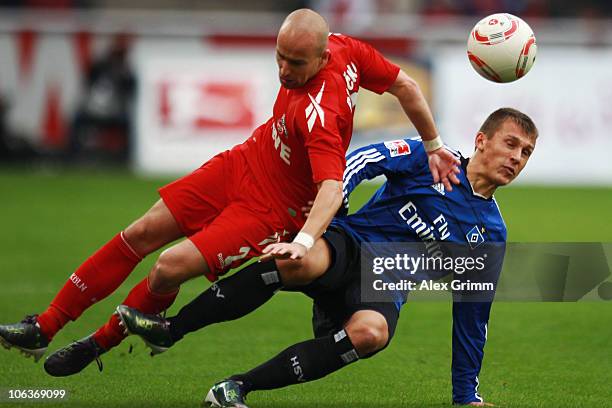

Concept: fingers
[[438, 156, 461, 187], [449, 172, 461, 185], [442, 177, 453, 192], [443, 149, 461, 166], [260, 243, 303, 261], [430, 166, 440, 184]]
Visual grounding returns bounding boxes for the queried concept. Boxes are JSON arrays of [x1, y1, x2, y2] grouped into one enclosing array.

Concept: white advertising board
[[434, 45, 612, 185], [133, 40, 278, 175]]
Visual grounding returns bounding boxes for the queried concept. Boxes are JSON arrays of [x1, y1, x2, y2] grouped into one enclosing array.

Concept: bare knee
[[124, 218, 154, 255], [148, 249, 182, 293], [148, 243, 208, 293], [345, 314, 389, 357]]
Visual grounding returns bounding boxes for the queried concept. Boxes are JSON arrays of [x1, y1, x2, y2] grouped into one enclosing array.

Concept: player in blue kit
[[117, 108, 537, 407]]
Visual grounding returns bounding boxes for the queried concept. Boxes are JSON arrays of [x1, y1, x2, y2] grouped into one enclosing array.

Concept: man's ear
[[474, 132, 487, 152], [321, 48, 331, 65]]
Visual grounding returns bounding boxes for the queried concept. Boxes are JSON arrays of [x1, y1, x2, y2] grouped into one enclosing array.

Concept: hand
[[427, 148, 461, 192], [466, 401, 495, 406], [260, 242, 308, 261]]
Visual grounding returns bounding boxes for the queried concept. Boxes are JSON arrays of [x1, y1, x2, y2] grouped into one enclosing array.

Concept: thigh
[[124, 199, 184, 256], [311, 298, 345, 338], [299, 225, 360, 297], [277, 238, 332, 287], [189, 203, 286, 281]]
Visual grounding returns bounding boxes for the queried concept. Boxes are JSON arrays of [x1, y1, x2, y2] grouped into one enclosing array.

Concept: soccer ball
[[467, 13, 537, 83]]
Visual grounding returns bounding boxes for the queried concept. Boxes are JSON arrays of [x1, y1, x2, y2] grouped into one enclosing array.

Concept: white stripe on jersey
[[343, 155, 385, 190], [345, 147, 379, 169], [492, 197, 507, 230], [344, 151, 383, 180]]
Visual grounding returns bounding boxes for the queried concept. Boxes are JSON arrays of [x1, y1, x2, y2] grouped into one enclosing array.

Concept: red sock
[[37, 232, 143, 341], [93, 277, 178, 350]]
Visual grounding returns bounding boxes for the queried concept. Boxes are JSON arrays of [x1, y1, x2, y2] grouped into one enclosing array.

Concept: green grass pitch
[[0, 168, 611, 407]]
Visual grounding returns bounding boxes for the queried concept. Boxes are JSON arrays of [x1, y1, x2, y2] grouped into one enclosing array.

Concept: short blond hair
[[479, 108, 538, 139]]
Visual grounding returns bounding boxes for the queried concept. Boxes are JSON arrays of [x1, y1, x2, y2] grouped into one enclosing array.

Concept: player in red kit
[[0, 9, 460, 376]]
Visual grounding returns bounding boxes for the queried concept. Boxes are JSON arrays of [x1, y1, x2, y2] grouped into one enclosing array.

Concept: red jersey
[[243, 33, 400, 230]]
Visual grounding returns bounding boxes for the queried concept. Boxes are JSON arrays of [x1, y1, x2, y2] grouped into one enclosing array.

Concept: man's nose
[[510, 148, 521, 163], [279, 61, 290, 77]]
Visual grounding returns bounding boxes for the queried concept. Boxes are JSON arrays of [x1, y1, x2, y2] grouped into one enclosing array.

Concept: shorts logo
[[218, 247, 251, 269], [466, 225, 485, 249], [384, 140, 411, 157], [257, 230, 290, 246]]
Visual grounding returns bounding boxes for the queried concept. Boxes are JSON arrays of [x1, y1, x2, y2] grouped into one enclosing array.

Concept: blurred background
[[1, 0, 611, 183]]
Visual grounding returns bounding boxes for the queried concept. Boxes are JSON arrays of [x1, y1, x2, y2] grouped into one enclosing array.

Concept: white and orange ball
[[467, 13, 537, 83]]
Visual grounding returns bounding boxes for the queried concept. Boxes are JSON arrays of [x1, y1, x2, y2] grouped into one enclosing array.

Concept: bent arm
[[261, 179, 342, 261], [299, 179, 343, 240]]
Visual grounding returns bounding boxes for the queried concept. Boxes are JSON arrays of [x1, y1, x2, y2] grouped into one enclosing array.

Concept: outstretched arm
[[386, 70, 460, 190], [452, 301, 492, 405], [452, 245, 505, 406]]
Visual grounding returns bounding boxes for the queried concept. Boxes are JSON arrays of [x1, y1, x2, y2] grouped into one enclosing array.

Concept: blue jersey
[[331, 138, 506, 404]]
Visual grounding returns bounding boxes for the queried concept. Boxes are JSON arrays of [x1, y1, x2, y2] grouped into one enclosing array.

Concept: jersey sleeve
[[297, 80, 349, 184], [346, 36, 400, 94], [342, 138, 428, 210], [451, 243, 506, 404]]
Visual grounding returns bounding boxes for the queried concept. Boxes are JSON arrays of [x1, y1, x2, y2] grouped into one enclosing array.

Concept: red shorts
[[159, 146, 293, 281]]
